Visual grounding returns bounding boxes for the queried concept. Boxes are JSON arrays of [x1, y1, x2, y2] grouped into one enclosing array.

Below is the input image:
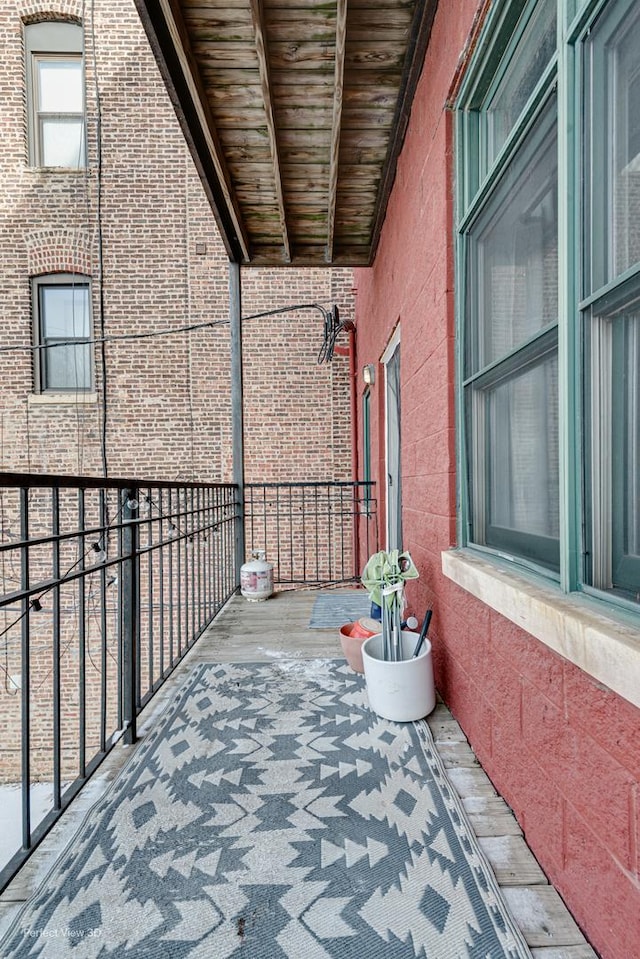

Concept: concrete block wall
[[352, 2, 640, 957]]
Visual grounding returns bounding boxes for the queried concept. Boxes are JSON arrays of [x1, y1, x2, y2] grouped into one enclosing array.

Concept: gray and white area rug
[[1, 661, 532, 958]]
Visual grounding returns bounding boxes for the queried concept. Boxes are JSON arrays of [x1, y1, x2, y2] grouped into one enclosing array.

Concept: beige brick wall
[[0, 0, 355, 789], [0, 0, 353, 485]]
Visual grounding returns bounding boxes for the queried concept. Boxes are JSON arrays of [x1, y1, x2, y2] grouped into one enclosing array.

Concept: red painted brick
[[434, 595, 473, 660], [440, 652, 493, 764], [402, 507, 454, 554], [483, 736, 566, 878], [439, 577, 492, 633], [403, 382, 451, 439], [522, 680, 634, 871], [489, 611, 565, 707], [633, 783, 639, 879], [483, 665, 523, 744], [403, 472, 456, 520], [561, 804, 640, 959], [353, 0, 640, 952], [563, 659, 640, 780], [414, 428, 455, 477]]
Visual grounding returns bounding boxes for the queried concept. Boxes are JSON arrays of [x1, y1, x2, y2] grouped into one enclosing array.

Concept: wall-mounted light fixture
[[363, 364, 375, 385]]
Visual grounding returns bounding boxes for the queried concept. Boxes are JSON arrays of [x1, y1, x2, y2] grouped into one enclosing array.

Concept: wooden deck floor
[[0, 589, 598, 958]]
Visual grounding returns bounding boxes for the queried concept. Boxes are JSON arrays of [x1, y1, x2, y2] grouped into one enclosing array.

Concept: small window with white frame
[[24, 21, 85, 169], [32, 274, 92, 392]]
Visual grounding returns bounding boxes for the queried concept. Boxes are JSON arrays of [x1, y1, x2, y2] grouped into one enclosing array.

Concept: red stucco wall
[[353, 3, 640, 957]]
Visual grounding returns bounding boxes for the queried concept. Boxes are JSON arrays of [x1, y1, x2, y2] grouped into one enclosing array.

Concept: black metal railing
[[0, 473, 239, 891], [245, 481, 377, 585]]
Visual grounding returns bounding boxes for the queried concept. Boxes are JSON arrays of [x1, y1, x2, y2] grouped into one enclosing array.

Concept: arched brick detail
[[17, 3, 83, 24], [25, 228, 93, 276]]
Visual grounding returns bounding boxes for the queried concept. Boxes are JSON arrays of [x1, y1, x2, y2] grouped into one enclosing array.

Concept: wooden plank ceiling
[[135, 0, 438, 265]]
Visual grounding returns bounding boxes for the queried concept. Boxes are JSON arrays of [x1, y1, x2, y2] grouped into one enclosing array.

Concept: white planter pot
[[362, 630, 436, 722]]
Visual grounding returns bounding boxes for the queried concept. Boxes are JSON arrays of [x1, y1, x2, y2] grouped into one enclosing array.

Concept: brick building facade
[[0, 0, 354, 813], [0, 0, 352, 485]]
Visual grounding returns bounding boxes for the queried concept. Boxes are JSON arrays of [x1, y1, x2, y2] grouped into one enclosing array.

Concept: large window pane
[[586, 288, 640, 602], [42, 343, 91, 391], [469, 347, 559, 571], [584, 2, 640, 290], [467, 100, 558, 375], [41, 286, 90, 338], [486, 0, 556, 164], [614, 315, 640, 596], [464, 52, 558, 571], [37, 59, 82, 112], [40, 118, 85, 168]]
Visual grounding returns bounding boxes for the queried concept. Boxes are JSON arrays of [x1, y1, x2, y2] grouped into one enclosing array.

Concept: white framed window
[[25, 21, 85, 169], [33, 275, 92, 392]]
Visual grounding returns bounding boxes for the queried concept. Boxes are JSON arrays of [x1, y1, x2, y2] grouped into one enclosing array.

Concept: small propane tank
[[240, 549, 274, 602]]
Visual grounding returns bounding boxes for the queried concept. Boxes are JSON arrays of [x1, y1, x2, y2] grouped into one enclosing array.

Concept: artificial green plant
[[361, 549, 418, 661]]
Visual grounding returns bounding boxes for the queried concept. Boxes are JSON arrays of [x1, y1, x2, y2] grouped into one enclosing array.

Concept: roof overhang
[[135, 0, 438, 266]]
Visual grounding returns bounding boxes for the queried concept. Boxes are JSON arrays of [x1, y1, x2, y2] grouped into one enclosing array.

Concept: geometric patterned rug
[[308, 592, 371, 628], [0, 661, 533, 958]]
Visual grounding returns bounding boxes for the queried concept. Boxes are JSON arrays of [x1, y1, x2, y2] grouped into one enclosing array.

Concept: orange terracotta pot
[[339, 619, 379, 673]]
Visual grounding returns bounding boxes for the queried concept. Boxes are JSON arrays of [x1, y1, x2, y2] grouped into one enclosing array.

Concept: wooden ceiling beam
[[136, 0, 250, 262], [137, 0, 436, 266], [326, 0, 347, 262], [249, 0, 291, 262], [161, 0, 253, 259]]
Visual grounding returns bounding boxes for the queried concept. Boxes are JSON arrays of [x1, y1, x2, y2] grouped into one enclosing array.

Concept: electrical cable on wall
[[89, 0, 109, 481], [316, 304, 355, 363], [184, 156, 196, 482], [0, 303, 353, 360], [0, 319, 226, 354]]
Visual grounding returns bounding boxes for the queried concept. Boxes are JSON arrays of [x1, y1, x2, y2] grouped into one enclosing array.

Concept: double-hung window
[[25, 21, 85, 169], [457, 0, 640, 611], [583, 0, 640, 603], [458, 0, 559, 574], [33, 275, 92, 392]]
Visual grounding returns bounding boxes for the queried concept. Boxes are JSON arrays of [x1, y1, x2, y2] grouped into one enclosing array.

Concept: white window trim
[[442, 548, 640, 709], [380, 324, 401, 365], [32, 273, 93, 393], [24, 20, 85, 170], [28, 392, 97, 406]]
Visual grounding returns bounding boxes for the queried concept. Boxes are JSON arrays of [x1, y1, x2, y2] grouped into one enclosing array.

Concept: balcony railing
[[245, 481, 377, 585], [0, 473, 239, 890], [0, 474, 375, 891]]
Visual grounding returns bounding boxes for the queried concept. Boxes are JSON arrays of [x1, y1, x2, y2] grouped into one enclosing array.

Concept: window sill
[[28, 392, 97, 406], [442, 548, 640, 709], [24, 166, 90, 174], [25, 166, 94, 180]]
